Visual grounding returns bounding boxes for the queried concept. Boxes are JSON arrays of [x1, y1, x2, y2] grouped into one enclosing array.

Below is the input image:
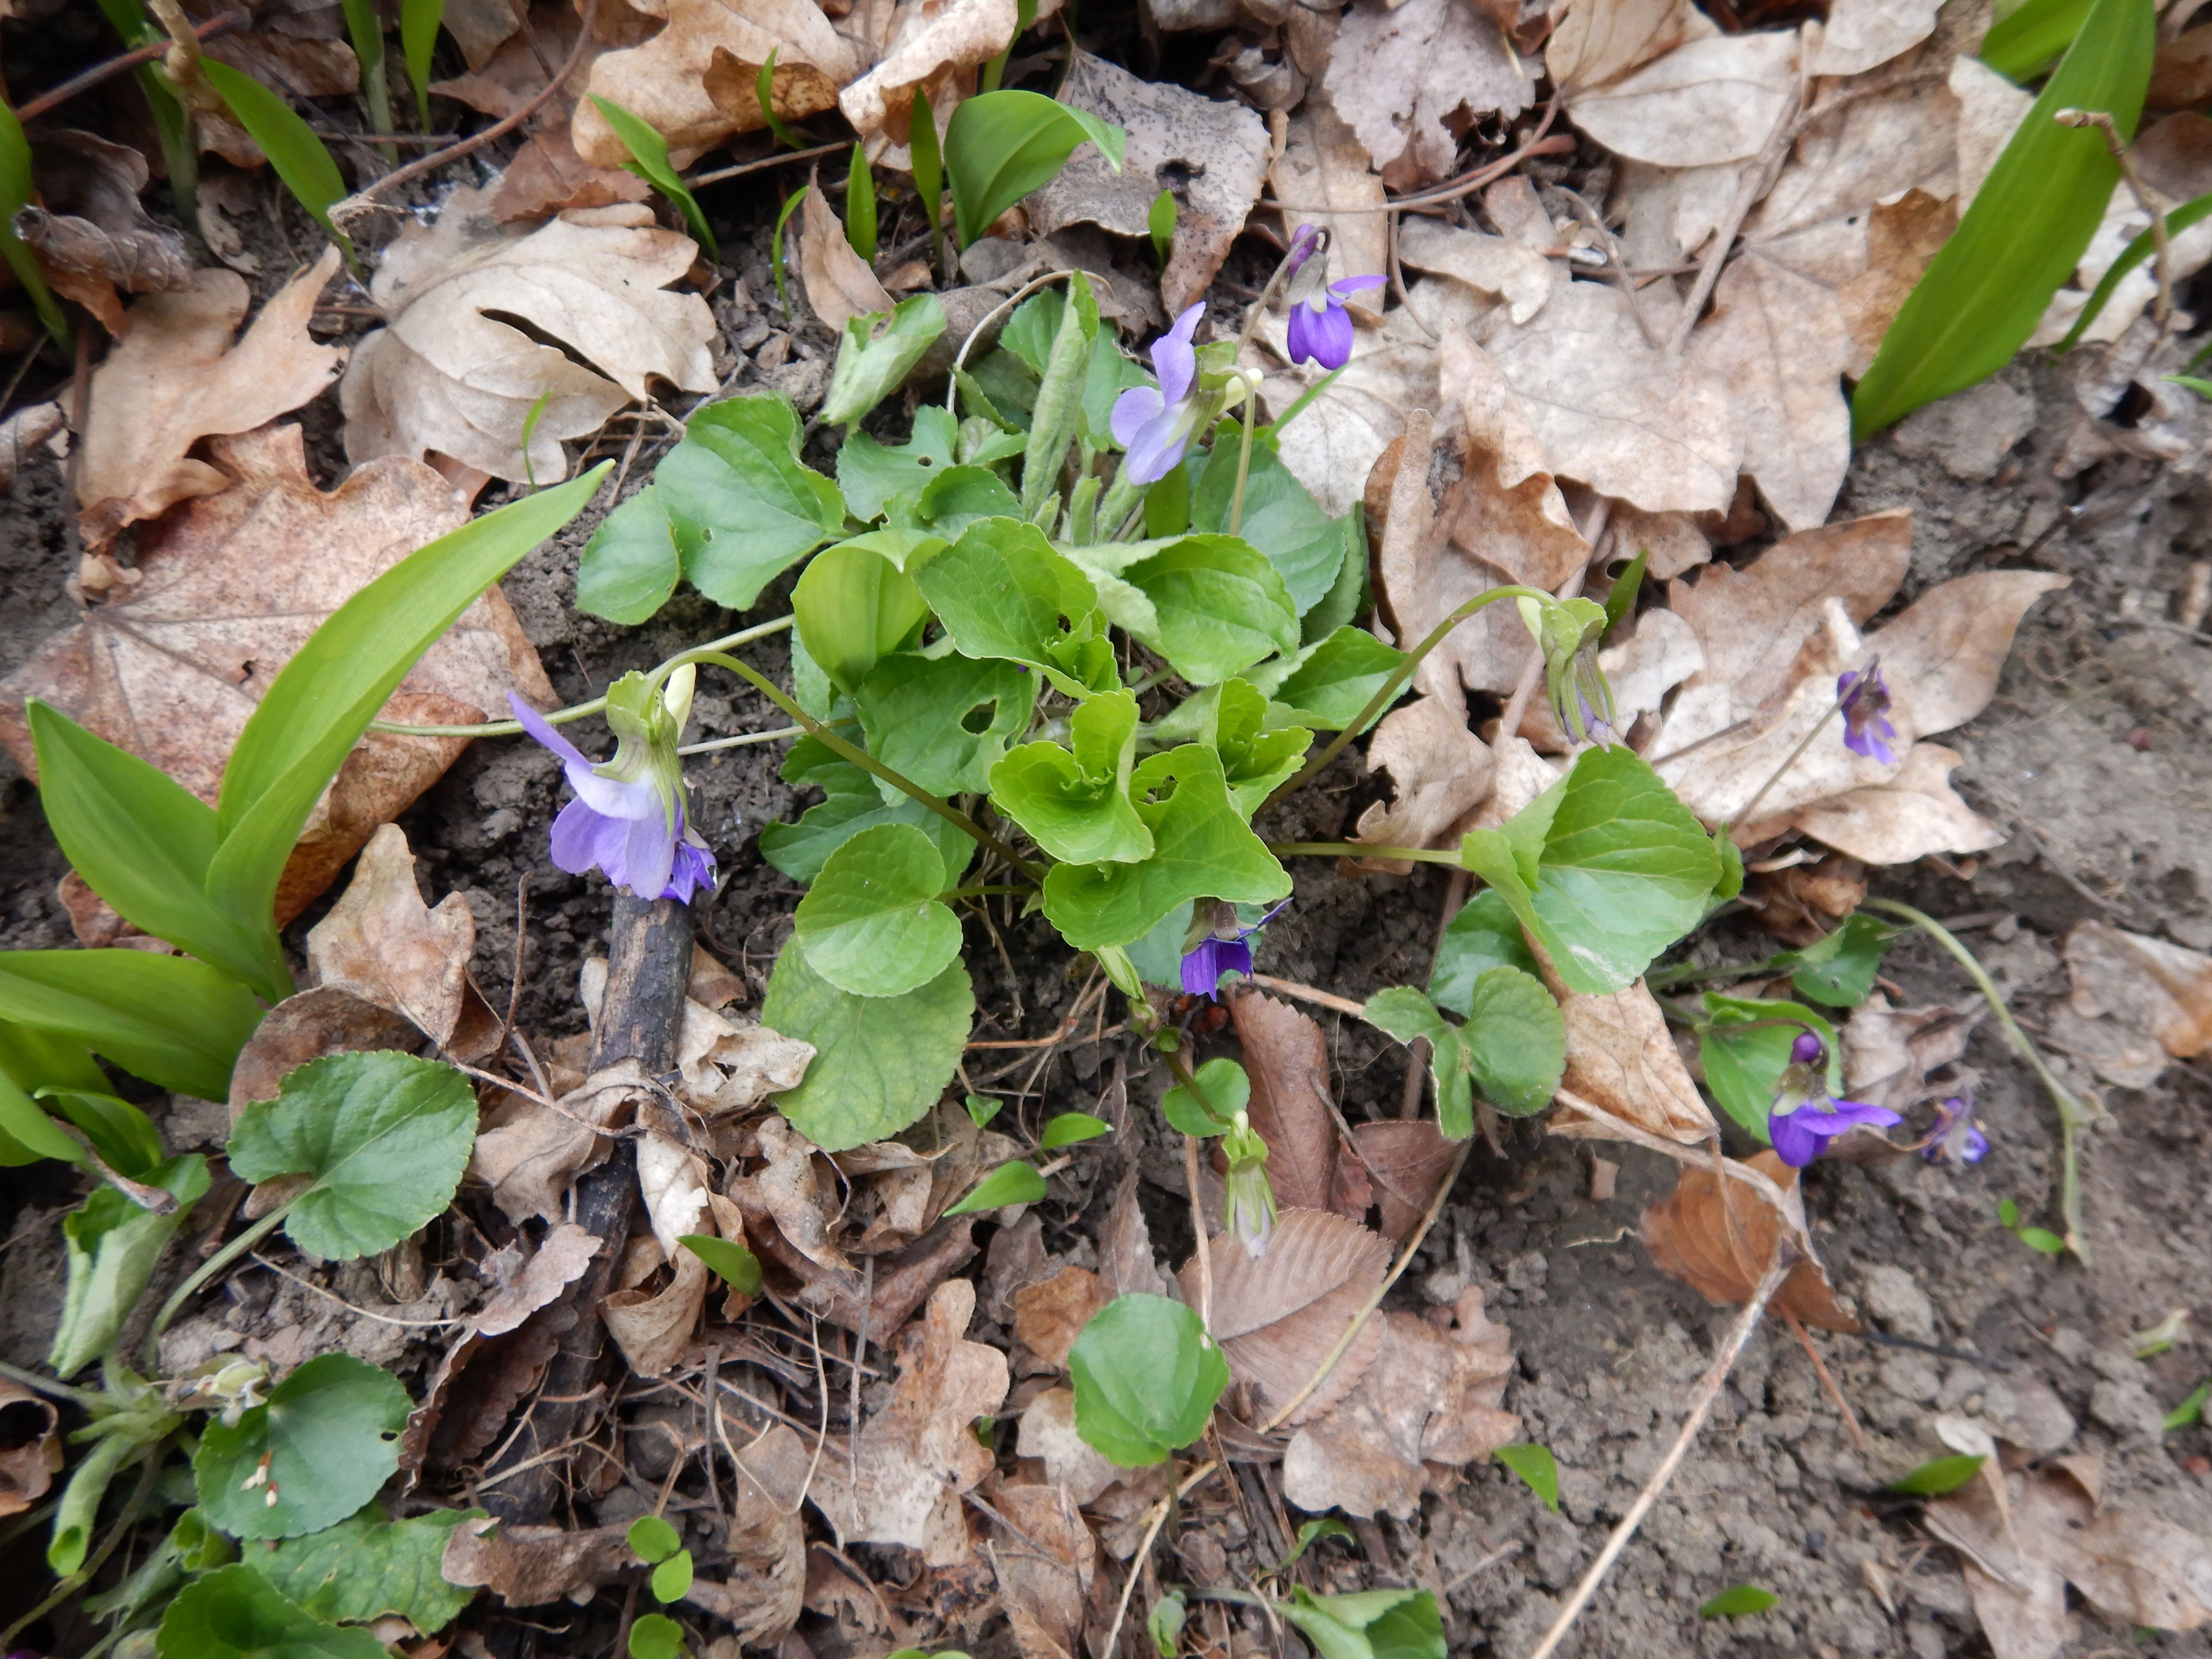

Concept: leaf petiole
[[1268, 841, 1463, 865], [144, 1206, 290, 1368]]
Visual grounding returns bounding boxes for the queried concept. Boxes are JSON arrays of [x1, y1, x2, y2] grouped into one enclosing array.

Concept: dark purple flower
[[1282, 226, 1383, 372], [1178, 898, 1291, 999], [511, 692, 716, 904], [1837, 661, 1898, 765], [1920, 1096, 1989, 1166], [1111, 302, 1212, 484], [1767, 1027, 1900, 1166]]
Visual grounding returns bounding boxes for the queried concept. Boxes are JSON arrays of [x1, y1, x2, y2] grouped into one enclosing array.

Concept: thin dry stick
[[1249, 973, 1365, 1018], [2057, 108, 2173, 328], [1099, 1459, 1225, 1659], [1520, 1250, 1794, 1659], [1781, 1308, 1868, 1451], [1665, 45, 1809, 356]]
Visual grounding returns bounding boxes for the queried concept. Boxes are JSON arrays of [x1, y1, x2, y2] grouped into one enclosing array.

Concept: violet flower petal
[[1153, 302, 1203, 409], [1328, 275, 1386, 299], [1111, 385, 1165, 451], [510, 693, 656, 819]]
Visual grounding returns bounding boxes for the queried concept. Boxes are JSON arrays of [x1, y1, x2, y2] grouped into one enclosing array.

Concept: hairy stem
[[1863, 898, 2096, 1259]]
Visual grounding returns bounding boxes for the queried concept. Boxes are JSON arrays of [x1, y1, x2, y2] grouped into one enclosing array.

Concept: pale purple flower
[[1282, 226, 1383, 372], [1111, 302, 1212, 484], [511, 694, 715, 903], [1921, 1096, 1989, 1166], [1837, 661, 1898, 765], [1767, 1029, 1901, 1167], [1178, 899, 1290, 999]]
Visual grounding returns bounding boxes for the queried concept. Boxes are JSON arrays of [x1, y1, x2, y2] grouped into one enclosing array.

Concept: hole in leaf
[[961, 699, 999, 734]]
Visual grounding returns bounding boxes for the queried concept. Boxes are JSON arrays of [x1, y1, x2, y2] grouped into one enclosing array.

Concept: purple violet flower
[[1282, 226, 1384, 371], [1921, 1096, 1990, 1166], [1767, 1028, 1901, 1167], [511, 692, 716, 904], [1179, 899, 1291, 999], [1837, 661, 1898, 765], [1111, 302, 1213, 485]]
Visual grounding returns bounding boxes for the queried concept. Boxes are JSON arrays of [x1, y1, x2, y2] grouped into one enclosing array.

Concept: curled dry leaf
[[582, 956, 815, 1115], [1397, 219, 1558, 329], [1841, 994, 1981, 1114], [793, 1216, 980, 1334], [1349, 1119, 1457, 1241], [604, 1171, 743, 1377], [801, 181, 896, 331], [1540, 938, 1715, 1146], [1272, 101, 1389, 324], [1016, 1386, 1123, 1505], [0, 1381, 62, 1519], [840, 0, 1019, 148], [442, 1517, 635, 1607], [1228, 992, 1369, 1217], [473, 1223, 602, 1337], [1100, 1158, 1170, 1299], [306, 824, 500, 1059], [72, 248, 343, 549], [341, 186, 716, 485], [1179, 1207, 1390, 1425], [807, 1278, 1010, 1565], [1546, 0, 1714, 96], [1324, 0, 1538, 190], [2054, 922, 2212, 1088], [682, 1423, 811, 1648], [20, 129, 194, 336], [227, 987, 423, 1121], [575, 0, 857, 166], [1352, 695, 1495, 864], [471, 1060, 659, 1225], [1025, 54, 1270, 317], [750, 1113, 851, 1273], [1640, 1148, 1860, 1331], [1278, 1287, 1518, 1519], [1565, 29, 1799, 168], [0, 422, 553, 924], [990, 1481, 1096, 1659]]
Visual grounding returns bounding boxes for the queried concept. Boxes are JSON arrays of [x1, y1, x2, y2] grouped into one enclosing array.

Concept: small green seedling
[[1495, 1443, 1561, 1512], [1887, 1454, 1986, 1496], [1999, 1198, 2066, 1255], [1699, 1585, 1779, 1618]]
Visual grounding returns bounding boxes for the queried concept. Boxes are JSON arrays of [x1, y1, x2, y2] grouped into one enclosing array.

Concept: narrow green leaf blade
[[1494, 1443, 1561, 1511], [590, 94, 718, 259], [199, 60, 353, 252], [1982, 0, 2094, 79], [0, 950, 261, 1102], [945, 1159, 1048, 1214], [1698, 1585, 1779, 1619], [679, 1233, 763, 1296], [1887, 1454, 1987, 1496], [400, 0, 444, 129], [845, 143, 878, 260]]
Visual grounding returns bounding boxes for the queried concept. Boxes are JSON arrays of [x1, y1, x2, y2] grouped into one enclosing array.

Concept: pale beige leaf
[[75, 248, 342, 548], [307, 823, 494, 1056], [1397, 219, 1557, 327], [1273, 100, 1389, 323], [1015, 1387, 1121, 1505], [1323, 0, 1537, 190], [1836, 189, 1956, 375], [1178, 1207, 1390, 1424], [1841, 993, 1982, 1113], [1352, 695, 1495, 861], [755, 1114, 851, 1272], [604, 1245, 708, 1376], [1565, 30, 1799, 168], [990, 1483, 1096, 1659], [474, 1224, 601, 1337], [1952, 55, 2033, 209], [0, 424, 550, 924], [1745, 77, 1959, 284], [838, 0, 1017, 148], [341, 186, 715, 484], [1684, 251, 1850, 532], [2064, 922, 2212, 1060], [1780, 741, 2006, 865], [1542, 960, 1714, 1145], [582, 955, 814, 1114], [682, 1425, 808, 1648], [471, 1061, 655, 1225], [1871, 570, 2070, 734], [806, 1279, 1009, 1565], [800, 182, 894, 330], [1461, 281, 1742, 513], [1810, 0, 1937, 76], [1025, 55, 1269, 316], [637, 1131, 715, 1260], [574, 0, 855, 165], [1547, 0, 1712, 93]]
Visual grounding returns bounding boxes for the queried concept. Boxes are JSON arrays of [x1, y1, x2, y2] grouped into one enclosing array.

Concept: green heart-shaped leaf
[[794, 824, 962, 998], [1069, 1293, 1227, 1467], [193, 1355, 410, 1540]]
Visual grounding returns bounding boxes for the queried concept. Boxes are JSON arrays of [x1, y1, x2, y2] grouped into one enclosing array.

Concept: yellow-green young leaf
[[2165, 1381, 2210, 1431], [755, 47, 808, 149], [1851, 0, 2155, 437], [1148, 1589, 1186, 1659], [759, 943, 973, 1152], [678, 1233, 762, 1296], [198, 60, 352, 254], [793, 823, 962, 998], [1887, 1454, 1986, 1496], [771, 184, 805, 311], [793, 545, 929, 698], [193, 1355, 411, 1540], [51, 1156, 209, 1377], [1281, 1587, 1446, 1659], [1258, 627, 1407, 733], [912, 86, 946, 272], [821, 294, 949, 428], [1280, 1517, 1354, 1570], [1069, 1293, 1227, 1466], [156, 1565, 388, 1659], [945, 90, 1126, 248], [965, 1093, 1002, 1127], [1495, 1444, 1561, 1511], [629, 1613, 686, 1659], [1698, 1585, 1779, 1619], [1161, 1057, 1246, 1136], [0, 950, 263, 1104], [945, 1159, 1047, 1214], [590, 94, 717, 260], [1041, 1111, 1111, 1148], [989, 688, 1151, 866], [1148, 189, 1177, 265], [845, 143, 877, 261], [628, 1515, 682, 1564], [652, 1551, 694, 1603]]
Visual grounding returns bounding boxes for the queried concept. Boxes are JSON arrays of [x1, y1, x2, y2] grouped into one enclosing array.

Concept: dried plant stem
[[2057, 108, 2172, 328], [1782, 1308, 1868, 1451], [17, 9, 245, 123], [1099, 1459, 1226, 1659], [1248, 974, 1366, 1018], [1520, 1250, 1793, 1659], [1666, 57, 1807, 355]]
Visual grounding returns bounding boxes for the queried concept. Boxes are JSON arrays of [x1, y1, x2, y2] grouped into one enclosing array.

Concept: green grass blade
[[401, 0, 445, 130], [2058, 190, 2212, 349], [845, 143, 878, 262], [198, 59, 356, 259], [589, 93, 719, 263], [0, 97, 71, 349], [1983, 0, 2094, 80]]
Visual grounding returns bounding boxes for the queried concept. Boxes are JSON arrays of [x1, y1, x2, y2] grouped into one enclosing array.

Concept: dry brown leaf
[[0, 1381, 61, 1519], [1683, 251, 1850, 533], [1352, 695, 1495, 863], [473, 1224, 602, 1338], [794, 1216, 979, 1334], [1180, 1207, 1389, 1425], [807, 1278, 1009, 1565], [1811, 0, 1937, 76], [1024, 54, 1269, 317], [1272, 100, 1389, 325], [1349, 1119, 1457, 1241], [839, 0, 1017, 148], [2059, 922, 2212, 1089], [990, 1482, 1097, 1659], [1777, 741, 2004, 864], [679, 1425, 809, 1648], [1566, 29, 1799, 168], [1228, 992, 1368, 1217], [605, 1242, 709, 1377], [72, 248, 342, 548], [1841, 993, 1980, 1113], [20, 129, 193, 336], [2151, 27, 2212, 112], [1012, 1265, 1110, 1369], [800, 180, 896, 330], [0, 423, 551, 924], [1835, 188, 1956, 376], [575, 0, 855, 165], [752, 1113, 851, 1272], [1456, 280, 1742, 514], [341, 186, 715, 484], [228, 987, 424, 1122], [440, 0, 528, 67], [306, 824, 499, 1058], [1640, 1149, 1859, 1331], [442, 1517, 635, 1606], [1099, 1159, 1170, 1299], [471, 1061, 655, 1225], [1546, 0, 1711, 94], [1324, 0, 1538, 191], [1543, 952, 1715, 1145], [1015, 1386, 1122, 1505], [582, 957, 812, 1116], [1877, 570, 2072, 734], [1398, 219, 1557, 328], [1278, 1287, 1517, 1518]]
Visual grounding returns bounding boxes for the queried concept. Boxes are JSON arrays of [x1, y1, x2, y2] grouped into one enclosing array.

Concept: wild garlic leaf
[[1042, 745, 1290, 950], [945, 1159, 1048, 1214], [225, 1052, 475, 1261], [759, 942, 973, 1152], [855, 653, 1035, 799], [821, 293, 947, 428], [1282, 1587, 1447, 1659], [657, 394, 845, 609], [1494, 1444, 1561, 1511], [679, 1233, 763, 1296], [793, 823, 962, 999], [1069, 1293, 1227, 1467], [989, 689, 1152, 866], [193, 1354, 411, 1539]]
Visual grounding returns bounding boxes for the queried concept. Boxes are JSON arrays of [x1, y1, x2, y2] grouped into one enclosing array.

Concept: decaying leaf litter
[[2, 0, 2212, 1654]]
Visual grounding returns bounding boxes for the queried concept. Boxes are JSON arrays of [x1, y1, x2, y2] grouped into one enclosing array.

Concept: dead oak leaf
[[442, 1518, 635, 1606], [807, 1277, 1009, 1565], [1640, 1148, 1860, 1331], [2056, 921, 2212, 1086], [1325, 0, 1538, 191], [1348, 1119, 1457, 1242], [1025, 54, 1270, 317], [800, 180, 896, 331], [74, 247, 343, 549], [1776, 741, 2004, 865], [474, 1223, 602, 1337], [21, 128, 194, 337], [1812, 0, 1938, 76], [1398, 219, 1558, 329], [1565, 29, 1799, 169], [0, 422, 553, 925], [340, 185, 715, 485], [1015, 1386, 1122, 1504], [989, 1482, 1097, 1659], [1278, 1287, 1518, 1519], [1835, 189, 1956, 376], [1228, 991, 1369, 1217], [1012, 1265, 1110, 1370], [840, 0, 1020, 150], [683, 1424, 811, 1648], [1546, 973, 1717, 1147], [227, 987, 424, 1123], [1546, 0, 1714, 96], [1353, 694, 1495, 864]]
